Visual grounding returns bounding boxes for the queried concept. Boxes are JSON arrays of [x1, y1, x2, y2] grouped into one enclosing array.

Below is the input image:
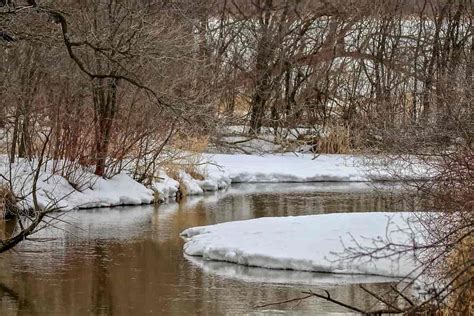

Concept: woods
[[0, 0, 472, 314], [1, 0, 472, 164]]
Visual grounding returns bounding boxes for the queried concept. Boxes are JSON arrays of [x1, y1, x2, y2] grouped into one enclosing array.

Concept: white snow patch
[[204, 154, 367, 182], [178, 171, 204, 195], [181, 212, 423, 278], [202, 153, 428, 183], [0, 156, 154, 211], [197, 164, 231, 191], [152, 171, 180, 201]]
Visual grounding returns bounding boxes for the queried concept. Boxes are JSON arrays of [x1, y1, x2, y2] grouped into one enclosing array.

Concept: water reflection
[[185, 255, 401, 285], [0, 183, 418, 315]]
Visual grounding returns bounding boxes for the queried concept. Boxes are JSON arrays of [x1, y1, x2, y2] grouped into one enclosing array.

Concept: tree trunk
[[92, 78, 119, 177], [248, 0, 274, 135]]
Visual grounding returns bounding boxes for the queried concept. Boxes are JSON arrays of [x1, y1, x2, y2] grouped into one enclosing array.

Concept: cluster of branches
[[1, 0, 472, 170], [0, 0, 220, 252], [196, 0, 472, 150], [0, 1, 472, 310], [254, 148, 472, 313], [1, 0, 218, 180]]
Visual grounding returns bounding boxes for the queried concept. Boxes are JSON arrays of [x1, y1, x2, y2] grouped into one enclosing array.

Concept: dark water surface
[[0, 183, 417, 315]]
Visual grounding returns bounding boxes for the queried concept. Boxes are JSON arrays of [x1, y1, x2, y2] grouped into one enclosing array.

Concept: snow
[[197, 169, 231, 191], [201, 153, 429, 184], [203, 154, 370, 183], [77, 173, 154, 208], [152, 171, 180, 201], [1, 152, 427, 210], [178, 171, 204, 195], [31, 172, 154, 210], [0, 157, 154, 211], [181, 212, 423, 278], [212, 125, 321, 154]]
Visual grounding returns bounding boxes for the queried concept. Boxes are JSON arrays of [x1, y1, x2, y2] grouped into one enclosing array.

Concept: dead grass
[[294, 124, 353, 154], [158, 133, 209, 198], [316, 125, 351, 154], [165, 168, 188, 199], [0, 185, 16, 219], [441, 235, 473, 314], [170, 134, 209, 153], [184, 167, 205, 181]]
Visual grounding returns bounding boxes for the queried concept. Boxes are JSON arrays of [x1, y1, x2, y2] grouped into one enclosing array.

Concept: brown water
[[0, 183, 416, 315]]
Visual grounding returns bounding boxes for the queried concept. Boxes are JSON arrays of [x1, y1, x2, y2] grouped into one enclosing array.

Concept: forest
[[0, 0, 472, 314]]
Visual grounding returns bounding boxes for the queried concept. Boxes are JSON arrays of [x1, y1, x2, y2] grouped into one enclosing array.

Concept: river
[[0, 182, 417, 315]]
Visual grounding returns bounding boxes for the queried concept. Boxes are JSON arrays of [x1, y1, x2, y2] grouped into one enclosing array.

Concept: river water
[[0, 183, 417, 315]]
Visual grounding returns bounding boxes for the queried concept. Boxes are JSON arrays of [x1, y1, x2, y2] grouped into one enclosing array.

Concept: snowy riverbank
[[1, 153, 425, 211], [154, 153, 376, 200], [205, 153, 374, 183], [0, 157, 154, 211], [181, 212, 423, 278], [156, 153, 426, 199]]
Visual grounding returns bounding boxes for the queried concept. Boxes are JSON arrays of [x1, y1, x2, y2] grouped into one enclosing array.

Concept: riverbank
[[1, 153, 425, 211]]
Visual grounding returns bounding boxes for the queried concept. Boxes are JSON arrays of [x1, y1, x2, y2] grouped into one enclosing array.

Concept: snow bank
[[72, 173, 154, 208], [149, 152, 398, 199], [181, 212, 423, 278], [152, 171, 180, 201], [178, 171, 204, 195], [1, 151, 426, 209], [203, 154, 367, 182], [0, 157, 154, 211], [203, 153, 427, 183], [151, 167, 231, 199]]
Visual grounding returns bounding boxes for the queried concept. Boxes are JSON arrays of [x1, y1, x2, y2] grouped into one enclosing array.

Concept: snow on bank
[[2, 152, 425, 210], [204, 154, 366, 182], [181, 212, 423, 278], [0, 157, 154, 211], [152, 171, 180, 201], [151, 169, 231, 201], [202, 153, 424, 183]]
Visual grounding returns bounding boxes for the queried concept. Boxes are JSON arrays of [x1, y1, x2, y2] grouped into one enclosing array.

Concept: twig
[[302, 290, 367, 314], [253, 293, 313, 309], [360, 285, 403, 313]]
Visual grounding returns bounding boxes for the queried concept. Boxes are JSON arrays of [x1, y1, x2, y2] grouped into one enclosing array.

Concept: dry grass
[[294, 124, 353, 154], [158, 133, 209, 198], [0, 185, 16, 219], [184, 167, 205, 181], [316, 125, 351, 154], [170, 134, 209, 153], [165, 163, 207, 199], [441, 235, 473, 314], [165, 168, 188, 199]]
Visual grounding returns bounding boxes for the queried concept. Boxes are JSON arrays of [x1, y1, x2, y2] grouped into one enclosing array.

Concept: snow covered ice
[[204, 154, 368, 182], [181, 212, 423, 278]]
